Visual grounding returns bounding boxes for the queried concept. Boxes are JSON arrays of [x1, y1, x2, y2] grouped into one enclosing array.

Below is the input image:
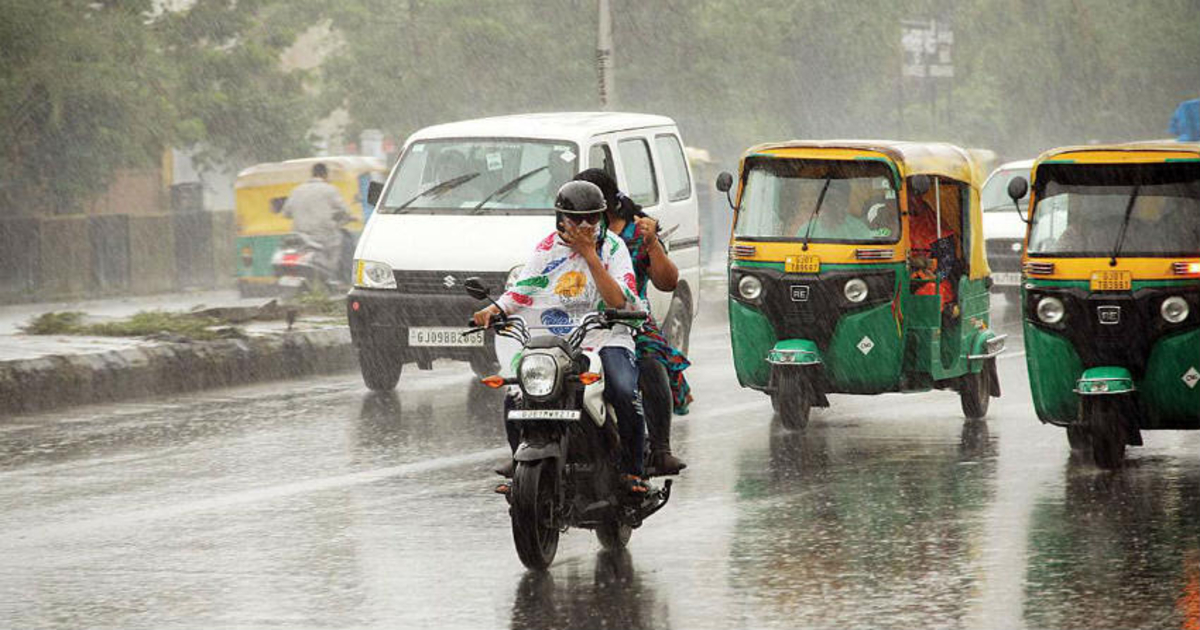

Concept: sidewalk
[[0, 290, 357, 416]]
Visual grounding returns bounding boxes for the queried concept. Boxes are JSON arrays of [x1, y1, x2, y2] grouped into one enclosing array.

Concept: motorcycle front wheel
[[511, 460, 560, 569]]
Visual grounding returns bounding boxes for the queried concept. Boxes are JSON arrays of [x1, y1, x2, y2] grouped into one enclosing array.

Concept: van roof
[[407, 112, 677, 145]]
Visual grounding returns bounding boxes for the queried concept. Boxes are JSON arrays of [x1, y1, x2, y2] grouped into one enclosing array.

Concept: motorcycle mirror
[[463, 277, 491, 300], [715, 171, 736, 211], [367, 181, 384, 206], [908, 174, 931, 197], [1008, 176, 1031, 224]]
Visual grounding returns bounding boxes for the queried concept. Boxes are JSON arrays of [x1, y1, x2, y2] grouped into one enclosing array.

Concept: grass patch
[[289, 287, 346, 318], [22, 310, 244, 341]]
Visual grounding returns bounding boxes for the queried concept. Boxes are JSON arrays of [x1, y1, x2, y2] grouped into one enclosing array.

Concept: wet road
[[2, 297, 1199, 629]]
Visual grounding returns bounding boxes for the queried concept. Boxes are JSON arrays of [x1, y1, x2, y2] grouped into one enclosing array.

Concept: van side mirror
[[463, 277, 491, 300], [909, 174, 931, 197], [715, 171, 735, 210], [1008, 176, 1031, 224], [367, 181, 384, 206]]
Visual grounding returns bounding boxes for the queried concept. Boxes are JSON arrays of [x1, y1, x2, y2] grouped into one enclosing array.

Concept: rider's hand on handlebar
[[472, 304, 502, 327]]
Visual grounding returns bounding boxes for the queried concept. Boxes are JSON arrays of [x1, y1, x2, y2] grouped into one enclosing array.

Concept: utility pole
[[597, 0, 614, 110]]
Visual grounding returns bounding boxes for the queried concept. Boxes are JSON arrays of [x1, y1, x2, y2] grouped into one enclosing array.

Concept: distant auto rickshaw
[[716, 141, 1004, 429], [1008, 142, 1200, 468], [234, 156, 386, 296]]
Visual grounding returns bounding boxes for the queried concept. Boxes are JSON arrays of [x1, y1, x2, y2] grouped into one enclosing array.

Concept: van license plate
[[278, 275, 305, 287], [993, 272, 1021, 286], [508, 409, 582, 421], [408, 327, 484, 347]]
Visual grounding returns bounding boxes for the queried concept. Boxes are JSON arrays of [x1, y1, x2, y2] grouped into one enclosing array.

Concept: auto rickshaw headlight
[[1036, 296, 1065, 324], [1161, 296, 1190, 323], [844, 278, 868, 303], [738, 275, 763, 301]]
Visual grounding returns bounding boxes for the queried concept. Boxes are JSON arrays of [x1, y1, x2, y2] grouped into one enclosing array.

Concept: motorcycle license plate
[[278, 275, 305, 287], [993, 272, 1021, 286], [508, 409, 582, 421], [408, 327, 484, 347]]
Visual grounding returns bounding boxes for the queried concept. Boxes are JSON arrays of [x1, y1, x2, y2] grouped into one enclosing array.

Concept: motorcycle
[[463, 277, 674, 570], [270, 228, 355, 297]]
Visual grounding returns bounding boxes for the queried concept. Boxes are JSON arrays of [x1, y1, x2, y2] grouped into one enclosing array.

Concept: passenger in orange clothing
[[908, 192, 958, 312]]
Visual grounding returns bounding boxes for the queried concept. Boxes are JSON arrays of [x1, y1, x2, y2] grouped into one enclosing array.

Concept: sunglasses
[[561, 212, 605, 227]]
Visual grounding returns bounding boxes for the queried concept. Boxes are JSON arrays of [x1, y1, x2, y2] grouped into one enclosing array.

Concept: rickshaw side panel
[[824, 301, 904, 393], [1139, 328, 1200, 429], [729, 298, 777, 389], [236, 234, 284, 281], [1022, 322, 1084, 425]]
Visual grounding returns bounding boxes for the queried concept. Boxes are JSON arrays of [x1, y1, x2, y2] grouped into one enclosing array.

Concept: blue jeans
[[503, 346, 646, 477]]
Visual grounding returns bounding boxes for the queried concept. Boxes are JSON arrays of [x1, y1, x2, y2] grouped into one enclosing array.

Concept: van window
[[618, 138, 659, 207], [380, 139, 578, 212], [588, 143, 616, 180], [655, 134, 692, 202]]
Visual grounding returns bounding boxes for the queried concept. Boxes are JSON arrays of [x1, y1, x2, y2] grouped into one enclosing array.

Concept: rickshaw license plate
[[1090, 270, 1132, 291], [786, 255, 820, 273], [408, 327, 484, 347], [278, 275, 305, 287]]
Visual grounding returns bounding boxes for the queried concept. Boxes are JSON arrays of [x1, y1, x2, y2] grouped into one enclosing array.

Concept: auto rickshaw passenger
[[908, 190, 957, 309], [794, 181, 875, 240]]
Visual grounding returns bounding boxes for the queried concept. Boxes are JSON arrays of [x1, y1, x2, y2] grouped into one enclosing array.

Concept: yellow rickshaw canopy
[[234, 155, 386, 237], [235, 156, 385, 189], [738, 140, 991, 279], [1033, 141, 1200, 166]]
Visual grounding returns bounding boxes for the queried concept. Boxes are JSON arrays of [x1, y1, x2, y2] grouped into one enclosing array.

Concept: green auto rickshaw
[[716, 141, 1005, 429], [1007, 142, 1200, 468]]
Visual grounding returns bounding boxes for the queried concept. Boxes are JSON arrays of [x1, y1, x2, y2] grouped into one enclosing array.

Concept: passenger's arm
[[637, 217, 679, 292]]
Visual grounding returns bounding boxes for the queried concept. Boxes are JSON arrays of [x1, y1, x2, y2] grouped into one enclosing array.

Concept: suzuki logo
[[1097, 305, 1120, 325], [443, 275, 458, 288], [790, 285, 810, 302]]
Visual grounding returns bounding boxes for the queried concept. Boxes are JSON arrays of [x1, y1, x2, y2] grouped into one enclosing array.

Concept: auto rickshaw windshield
[[734, 158, 900, 243], [1027, 162, 1200, 257]]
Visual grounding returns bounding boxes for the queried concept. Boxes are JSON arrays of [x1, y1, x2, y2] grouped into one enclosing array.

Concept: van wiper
[[394, 172, 481, 211], [473, 166, 549, 212], [801, 178, 832, 252], [1108, 184, 1141, 266]]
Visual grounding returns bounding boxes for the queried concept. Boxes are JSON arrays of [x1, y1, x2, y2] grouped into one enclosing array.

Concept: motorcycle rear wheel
[[511, 460, 560, 569]]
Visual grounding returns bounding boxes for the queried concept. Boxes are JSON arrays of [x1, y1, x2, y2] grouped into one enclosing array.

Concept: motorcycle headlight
[[355, 260, 396, 289], [505, 265, 524, 291], [519, 354, 559, 398], [738, 274, 763, 301], [1036, 296, 1065, 324], [1161, 296, 1190, 323], [844, 278, 868, 303]]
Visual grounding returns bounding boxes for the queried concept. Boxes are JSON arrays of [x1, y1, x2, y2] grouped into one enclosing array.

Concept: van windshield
[[734, 158, 900, 243], [1027, 161, 1200, 257], [982, 168, 1030, 212], [379, 139, 579, 213]]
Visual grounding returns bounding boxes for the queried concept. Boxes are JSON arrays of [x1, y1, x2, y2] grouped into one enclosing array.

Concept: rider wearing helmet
[[473, 180, 650, 495]]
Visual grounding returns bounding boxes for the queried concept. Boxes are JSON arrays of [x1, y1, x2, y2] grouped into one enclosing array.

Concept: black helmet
[[554, 181, 606, 214]]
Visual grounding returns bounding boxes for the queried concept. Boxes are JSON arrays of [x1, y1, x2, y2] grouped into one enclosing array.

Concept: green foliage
[[19, 311, 86, 335], [22, 310, 243, 341]]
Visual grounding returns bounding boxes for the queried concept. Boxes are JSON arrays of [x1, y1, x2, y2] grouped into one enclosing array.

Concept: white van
[[347, 112, 702, 390], [981, 159, 1034, 300]]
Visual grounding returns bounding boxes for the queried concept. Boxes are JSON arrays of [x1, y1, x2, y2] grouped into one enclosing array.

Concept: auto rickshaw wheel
[[959, 360, 992, 419], [1086, 398, 1127, 470], [774, 369, 811, 431], [1065, 424, 1091, 451]]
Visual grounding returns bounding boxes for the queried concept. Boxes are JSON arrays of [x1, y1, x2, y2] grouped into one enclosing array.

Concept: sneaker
[[494, 459, 515, 477]]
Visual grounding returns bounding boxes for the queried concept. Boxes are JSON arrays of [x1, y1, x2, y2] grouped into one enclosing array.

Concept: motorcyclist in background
[[473, 180, 651, 496], [281, 162, 351, 280]]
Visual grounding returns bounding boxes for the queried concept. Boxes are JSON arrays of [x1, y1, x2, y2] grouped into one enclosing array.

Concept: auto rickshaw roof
[[1033, 141, 1200, 165], [235, 156, 386, 188], [743, 140, 985, 185]]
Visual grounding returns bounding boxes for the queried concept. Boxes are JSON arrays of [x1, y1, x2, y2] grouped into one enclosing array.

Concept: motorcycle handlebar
[[602, 309, 648, 321]]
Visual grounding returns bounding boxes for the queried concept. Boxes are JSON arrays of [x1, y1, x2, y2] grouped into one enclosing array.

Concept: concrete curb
[[0, 327, 357, 416]]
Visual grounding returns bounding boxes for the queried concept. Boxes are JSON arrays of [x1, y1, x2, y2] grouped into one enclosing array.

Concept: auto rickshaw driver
[[794, 180, 876, 241]]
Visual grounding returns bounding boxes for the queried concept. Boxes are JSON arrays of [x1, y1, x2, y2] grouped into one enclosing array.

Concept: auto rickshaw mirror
[[367, 181, 384, 206], [909, 174, 931, 197], [1007, 176, 1028, 202], [715, 171, 735, 210]]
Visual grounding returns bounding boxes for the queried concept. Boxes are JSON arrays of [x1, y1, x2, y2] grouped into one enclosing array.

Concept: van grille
[[393, 270, 509, 295]]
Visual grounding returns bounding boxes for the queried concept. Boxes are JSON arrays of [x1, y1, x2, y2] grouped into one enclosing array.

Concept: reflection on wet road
[[1, 298, 1198, 629]]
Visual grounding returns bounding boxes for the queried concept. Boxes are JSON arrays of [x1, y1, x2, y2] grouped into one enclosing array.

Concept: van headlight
[[519, 354, 559, 398], [737, 275, 763, 301], [1161, 296, 1190, 323], [844, 278, 868, 303], [1036, 296, 1065, 324], [355, 260, 396, 289]]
